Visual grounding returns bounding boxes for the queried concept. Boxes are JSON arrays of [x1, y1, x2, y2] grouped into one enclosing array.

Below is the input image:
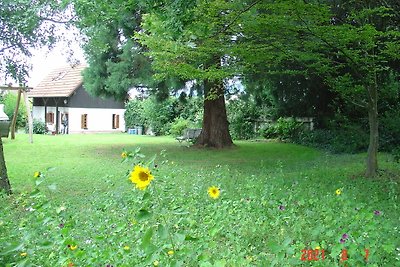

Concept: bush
[[26, 120, 47, 134], [379, 110, 400, 153], [295, 125, 369, 154], [227, 98, 261, 140], [261, 117, 303, 140], [124, 100, 146, 130], [169, 117, 190, 137]]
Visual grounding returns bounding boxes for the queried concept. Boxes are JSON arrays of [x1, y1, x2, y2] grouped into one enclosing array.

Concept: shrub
[[227, 98, 261, 140], [379, 110, 400, 153], [124, 100, 146, 129], [26, 120, 46, 134], [261, 117, 303, 140], [169, 117, 190, 137], [295, 125, 369, 154]]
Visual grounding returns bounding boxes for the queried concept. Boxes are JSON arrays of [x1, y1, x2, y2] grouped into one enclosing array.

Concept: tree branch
[[211, 0, 262, 38]]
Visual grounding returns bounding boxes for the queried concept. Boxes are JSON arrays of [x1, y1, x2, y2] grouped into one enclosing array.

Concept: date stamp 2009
[[300, 248, 369, 262]]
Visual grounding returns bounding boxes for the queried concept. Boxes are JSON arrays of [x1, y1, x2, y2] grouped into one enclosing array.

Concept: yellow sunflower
[[335, 189, 342, 195], [208, 186, 220, 199], [129, 165, 154, 190], [69, 245, 77, 251], [121, 152, 128, 159], [33, 171, 41, 178]]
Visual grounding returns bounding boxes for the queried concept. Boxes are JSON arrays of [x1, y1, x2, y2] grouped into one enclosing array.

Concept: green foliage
[[26, 120, 47, 134], [261, 117, 303, 141], [169, 117, 190, 137], [125, 96, 203, 136], [0, 0, 70, 83], [1, 134, 399, 266], [1, 93, 27, 129], [141, 97, 178, 136], [295, 125, 369, 154], [380, 109, 400, 153], [227, 97, 261, 140], [124, 100, 146, 129]]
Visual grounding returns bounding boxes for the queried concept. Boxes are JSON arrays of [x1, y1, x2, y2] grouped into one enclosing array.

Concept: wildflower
[[315, 246, 321, 250], [33, 171, 41, 178], [374, 210, 382, 216], [278, 205, 285, 210], [335, 189, 342, 195], [121, 152, 128, 159], [208, 186, 220, 199], [69, 244, 77, 251], [59, 223, 64, 228], [67, 262, 74, 267], [167, 250, 174, 255], [153, 260, 159, 266], [20, 252, 27, 257], [340, 238, 346, 243], [342, 233, 349, 239], [129, 165, 154, 190], [123, 245, 130, 251]]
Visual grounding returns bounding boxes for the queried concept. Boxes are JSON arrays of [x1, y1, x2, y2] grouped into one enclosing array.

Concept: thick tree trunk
[[365, 84, 378, 178], [195, 79, 233, 148], [0, 137, 11, 194]]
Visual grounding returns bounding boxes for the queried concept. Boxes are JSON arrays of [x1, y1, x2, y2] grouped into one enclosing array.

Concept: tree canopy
[[0, 0, 73, 83]]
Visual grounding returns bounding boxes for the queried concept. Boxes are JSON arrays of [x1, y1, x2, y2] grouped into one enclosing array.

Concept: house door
[[61, 113, 69, 134]]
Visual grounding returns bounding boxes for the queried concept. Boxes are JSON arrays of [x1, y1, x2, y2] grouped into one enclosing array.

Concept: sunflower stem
[[152, 179, 177, 253]]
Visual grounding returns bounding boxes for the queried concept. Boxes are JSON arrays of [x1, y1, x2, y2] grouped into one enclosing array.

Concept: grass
[[1, 133, 399, 266]]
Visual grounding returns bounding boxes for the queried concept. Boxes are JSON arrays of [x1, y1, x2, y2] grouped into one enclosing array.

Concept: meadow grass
[[1, 134, 399, 266]]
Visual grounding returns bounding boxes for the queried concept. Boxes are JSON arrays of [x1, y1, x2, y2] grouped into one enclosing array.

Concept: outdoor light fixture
[[64, 99, 68, 104]]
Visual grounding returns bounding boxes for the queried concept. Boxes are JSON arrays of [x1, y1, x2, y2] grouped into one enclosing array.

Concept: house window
[[46, 112, 54, 124], [112, 114, 120, 129], [81, 114, 88, 129]]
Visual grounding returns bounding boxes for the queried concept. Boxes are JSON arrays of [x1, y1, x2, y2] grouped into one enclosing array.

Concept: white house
[[28, 64, 126, 134]]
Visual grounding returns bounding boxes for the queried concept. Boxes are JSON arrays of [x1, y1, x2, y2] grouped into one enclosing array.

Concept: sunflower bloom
[[168, 250, 174, 255], [20, 252, 27, 257], [315, 246, 321, 250], [129, 165, 154, 190], [208, 186, 220, 199], [33, 171, 41, 178], [123, 245, 130, 251], [69, 245, 77, 251], [335, 189, 341, 195], [121, 152, 128, 159]]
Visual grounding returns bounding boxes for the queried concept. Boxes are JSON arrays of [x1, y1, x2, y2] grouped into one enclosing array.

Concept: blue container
[[128, 128, 137, 134]]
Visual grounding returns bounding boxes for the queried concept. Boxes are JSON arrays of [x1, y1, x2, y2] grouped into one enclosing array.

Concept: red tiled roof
[[28, 64, 86, 97]]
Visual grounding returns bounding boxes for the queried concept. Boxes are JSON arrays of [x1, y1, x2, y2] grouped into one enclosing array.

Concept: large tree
[[137, 0, 258, 148]]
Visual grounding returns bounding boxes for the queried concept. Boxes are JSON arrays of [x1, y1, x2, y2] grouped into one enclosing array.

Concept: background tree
[[0, 0, 70, 194], [0, 0, 72, 83], [236, 0, 400, 177]]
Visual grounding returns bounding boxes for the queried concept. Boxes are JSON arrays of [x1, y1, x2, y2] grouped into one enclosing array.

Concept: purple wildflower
[[342, 233, 349, 239], [59, 223, 64, 228], [278, 205, 285, 210], [374, 210, 382, 216], [340, 238, 346, 243]]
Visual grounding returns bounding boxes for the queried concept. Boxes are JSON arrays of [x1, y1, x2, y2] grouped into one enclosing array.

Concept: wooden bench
[[176, 128, 202, 143]]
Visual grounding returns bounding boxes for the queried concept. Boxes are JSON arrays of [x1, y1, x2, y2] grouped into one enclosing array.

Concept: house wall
[[32, 106, 125, 133], [68, 107, 125, 133]]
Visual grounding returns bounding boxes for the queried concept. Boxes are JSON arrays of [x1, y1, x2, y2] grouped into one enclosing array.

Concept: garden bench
[[176, 128, 202, 143]]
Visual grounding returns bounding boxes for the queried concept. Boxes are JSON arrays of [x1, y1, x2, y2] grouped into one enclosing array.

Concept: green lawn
[[1, 134, 399, 266]]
